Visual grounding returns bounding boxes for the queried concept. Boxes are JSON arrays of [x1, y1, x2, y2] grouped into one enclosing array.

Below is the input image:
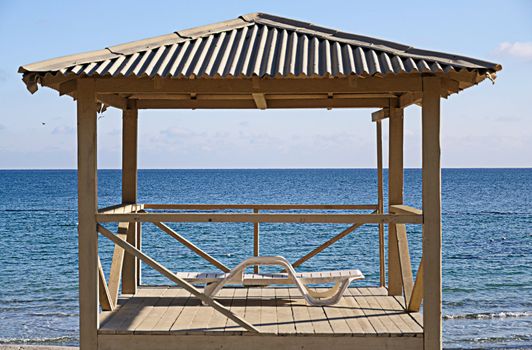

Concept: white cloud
[[495, 42, 532, 60]]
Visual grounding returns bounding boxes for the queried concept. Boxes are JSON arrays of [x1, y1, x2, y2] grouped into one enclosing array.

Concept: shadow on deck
[[98, 286, 423, 350]]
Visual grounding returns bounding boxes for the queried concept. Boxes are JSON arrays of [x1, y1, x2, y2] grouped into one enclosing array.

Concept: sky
[[0, 0, 531, 169]]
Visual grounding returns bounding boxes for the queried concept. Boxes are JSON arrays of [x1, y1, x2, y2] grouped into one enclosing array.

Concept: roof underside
[[19, 13, 502, 110]]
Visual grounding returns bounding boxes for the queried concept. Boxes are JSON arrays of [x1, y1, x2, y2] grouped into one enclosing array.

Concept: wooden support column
[[253, 208, 260, 274], [77, 78, 98, 350], [121, 101, 139, 294], [388, 107, 404, 295], [422, 76, 443, 350], [376, 120, 385, 287]]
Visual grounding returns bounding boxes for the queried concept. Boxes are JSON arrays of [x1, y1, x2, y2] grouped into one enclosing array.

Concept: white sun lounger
[[175, 256, 364, 306]]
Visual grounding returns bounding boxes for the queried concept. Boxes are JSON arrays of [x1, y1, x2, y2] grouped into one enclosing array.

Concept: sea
[[0, 169, 530, 349]]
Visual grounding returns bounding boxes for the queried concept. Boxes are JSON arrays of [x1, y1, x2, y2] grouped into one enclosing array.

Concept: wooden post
[[376, 120, 385, 287], [121, 101, 139, 294], [253, 208, 260, 274], [388, 107, 404, 295], [422, 76, 442, 350], [77, 78, 98, 350]]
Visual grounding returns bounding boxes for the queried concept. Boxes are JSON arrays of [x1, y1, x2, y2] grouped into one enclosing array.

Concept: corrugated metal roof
[[19, 13, 501, 92]]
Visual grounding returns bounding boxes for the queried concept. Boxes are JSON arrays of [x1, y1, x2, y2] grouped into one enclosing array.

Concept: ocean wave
[[444, 311, 532, 320], [28, 312, 78, 318], [0, 336, 77, 344]]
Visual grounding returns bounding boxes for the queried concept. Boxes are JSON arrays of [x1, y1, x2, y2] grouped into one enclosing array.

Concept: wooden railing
[[95, 202, 425, 328]]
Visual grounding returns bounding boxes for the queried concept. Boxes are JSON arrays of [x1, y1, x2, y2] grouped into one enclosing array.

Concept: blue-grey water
[[0, 169, 530, 349]]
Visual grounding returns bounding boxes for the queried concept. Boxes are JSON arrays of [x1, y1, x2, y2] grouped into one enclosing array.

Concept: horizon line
[[1, 167, 531, 171]]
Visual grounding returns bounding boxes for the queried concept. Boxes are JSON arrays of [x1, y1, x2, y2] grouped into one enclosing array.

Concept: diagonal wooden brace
[[96, 224, 259, 333]]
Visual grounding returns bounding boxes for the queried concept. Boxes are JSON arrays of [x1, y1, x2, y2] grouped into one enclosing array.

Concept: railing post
[[253, 208, 260, 274]]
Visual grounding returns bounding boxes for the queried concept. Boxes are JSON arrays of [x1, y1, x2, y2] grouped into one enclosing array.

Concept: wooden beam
[[253, 208, 260, 274], [372, 108, 389, 122], [121, 102, 138, 294], [107, 223, 127, 305], [398, 92, 423, 108], [58, 79, 77, 96], [96, 224, 260, 333], [422, 76, 443, 350], [151, 221, 230, 272], [97, 94, 128, 110], [407, 256, 424, 312], [388, 107, 404, 296], [376, 121, 385, 287], [395, 224, 414, 306], [135, 97, 394, 109], [390, 205, 423, 216], [77, 78, 98, 350], [252, 93, 267, 109], [98, 257, 114, 311], [93, 76, 424, 94], [96, 212, 423, 224], [143, 203, 378, 210]]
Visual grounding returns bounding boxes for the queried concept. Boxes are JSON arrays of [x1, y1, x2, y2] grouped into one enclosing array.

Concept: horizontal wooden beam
[[135, 97, 394, 109], [97, 94, 128, 110], [390, 205, 423, 216], [143, 203, 378, 210], [98, 203, 144, 214], [92, 76, 424, 95], [96, 212, 423, 224], [372, 108, 389, 122]]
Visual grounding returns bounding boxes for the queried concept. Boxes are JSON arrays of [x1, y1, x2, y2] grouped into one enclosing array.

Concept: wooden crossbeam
[[372, 108, 389, 122], [144, 203, 378, 210], [96, 212, 423, 224], [390, 205, 423, 216], [96, 224, 259, 333], [150, 220, 230, 272], [407, 256, 424, 312], [107, 223, 127, 305], [252, 93, 267, 109], [98, 257, 114, 311], [395, 224, 414, 307]]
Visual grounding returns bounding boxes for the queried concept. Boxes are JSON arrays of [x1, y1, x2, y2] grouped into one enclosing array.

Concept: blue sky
[[0, 0, 531, 169]]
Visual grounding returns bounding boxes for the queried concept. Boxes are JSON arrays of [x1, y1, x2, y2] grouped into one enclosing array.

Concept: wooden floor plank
[[99, 287, 422, 338], [245, 287, 262, 331], [152, 288, 191, 331], [395, 295, 424, 329], [359, 287, 402, 334], [319, 288, 353, 335], [336, 288, 375, 335], [134, 288, 173, 332], [307, 288, 333, 334], [349, 288, 391, 336], [260, 287, 278, 334], [224, 287, 247, 333], [287, 287, 314, 334], [367, 287, 419, 335], [206, 288, 233, 332], [275, 288, 296, 334]]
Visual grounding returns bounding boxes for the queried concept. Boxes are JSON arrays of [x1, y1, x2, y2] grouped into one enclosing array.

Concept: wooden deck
[[98, 286, 423, 350]]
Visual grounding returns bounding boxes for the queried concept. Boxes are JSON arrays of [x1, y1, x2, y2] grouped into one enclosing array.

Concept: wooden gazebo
[[19, 13, 501, 350]]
